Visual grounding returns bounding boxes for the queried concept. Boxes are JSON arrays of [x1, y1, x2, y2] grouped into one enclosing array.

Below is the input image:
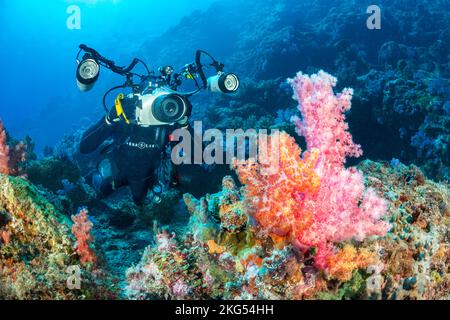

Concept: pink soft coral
[[234, 71, 390, 269], [71, 208, 97, 266], [290, 70, 362, 175], [290, 71, 389, 267]]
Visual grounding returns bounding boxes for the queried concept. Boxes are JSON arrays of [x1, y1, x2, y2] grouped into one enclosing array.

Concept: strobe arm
[[195, 50, 225, 88], [78, 44, 148, 77]]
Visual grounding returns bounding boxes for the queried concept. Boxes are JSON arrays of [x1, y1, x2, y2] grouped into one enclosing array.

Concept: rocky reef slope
[[0, 159, 448, 299], [0, 175, 115, 299]]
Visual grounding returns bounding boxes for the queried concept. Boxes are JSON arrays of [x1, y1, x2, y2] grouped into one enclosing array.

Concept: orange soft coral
[[233, 132, 320, 239]]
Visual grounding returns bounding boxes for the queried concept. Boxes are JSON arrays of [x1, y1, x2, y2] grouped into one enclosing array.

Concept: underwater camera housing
[[135, 90, 192, 127], [75, 44, 239, 127]]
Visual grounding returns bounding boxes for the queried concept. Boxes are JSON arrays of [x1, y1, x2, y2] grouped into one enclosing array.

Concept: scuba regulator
[[75, 44, 240, 127]]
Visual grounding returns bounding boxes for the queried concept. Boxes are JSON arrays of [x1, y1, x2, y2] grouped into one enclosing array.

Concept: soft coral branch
[[0, 120, 26, 176], [71, 208, 97, 266], [289, 70, 362, 176], [233, 133, 320, 239], [0, 121, 11, 175]]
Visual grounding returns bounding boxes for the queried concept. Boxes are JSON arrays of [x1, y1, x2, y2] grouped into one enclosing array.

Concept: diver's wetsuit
[[79, 97, 173, 206]]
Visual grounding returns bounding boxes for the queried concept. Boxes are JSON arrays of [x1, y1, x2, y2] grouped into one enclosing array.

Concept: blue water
[[0, 0, 216, 150]]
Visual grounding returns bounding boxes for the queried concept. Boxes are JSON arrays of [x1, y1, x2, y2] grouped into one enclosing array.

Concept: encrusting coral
[[0, 174, 115, 299], [357, 160, 450, 300]]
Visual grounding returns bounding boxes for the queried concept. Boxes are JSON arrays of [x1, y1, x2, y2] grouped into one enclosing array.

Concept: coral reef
[[357, 160, 450, 300], [134, 0, 448, 182], [1, 0, 449, 300], [356, 68, 449, 181], [126, 160, 449, 300], [126, 176, 289, 300], [1, 67, 448, 300], [25, 157, 82, 193], [124, 71, 448, 300], [200, 78, 295, 133]]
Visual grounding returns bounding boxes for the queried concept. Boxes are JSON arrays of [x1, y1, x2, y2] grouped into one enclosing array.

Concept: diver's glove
[[105, 95, 138, 126], [105, 109, 119, 126], [104, 101, 129, 126]]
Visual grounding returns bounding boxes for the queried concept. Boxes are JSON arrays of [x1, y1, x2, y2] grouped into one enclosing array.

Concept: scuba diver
[[79, 97, 180, 206], [75, 45, 239, 206]]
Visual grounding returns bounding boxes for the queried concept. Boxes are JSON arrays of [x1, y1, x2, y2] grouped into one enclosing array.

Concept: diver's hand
[[105, 107, 120, 126], [104, 114, 115, 126], [105, 95, 138, 126]]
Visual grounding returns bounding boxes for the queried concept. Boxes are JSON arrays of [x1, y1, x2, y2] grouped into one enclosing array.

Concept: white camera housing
[[134, 89, 190, 127]]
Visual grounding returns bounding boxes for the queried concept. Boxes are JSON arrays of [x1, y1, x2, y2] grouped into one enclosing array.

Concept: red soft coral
[[0, 120, 26, 176], [71, 208, 97, 266], [0, 121, 11, 175], [233, 71, 390, 269]]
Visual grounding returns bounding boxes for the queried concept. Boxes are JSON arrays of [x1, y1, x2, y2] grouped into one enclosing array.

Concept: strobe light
[[76, 58, 100, 92], [207, 72, 240, 93]]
